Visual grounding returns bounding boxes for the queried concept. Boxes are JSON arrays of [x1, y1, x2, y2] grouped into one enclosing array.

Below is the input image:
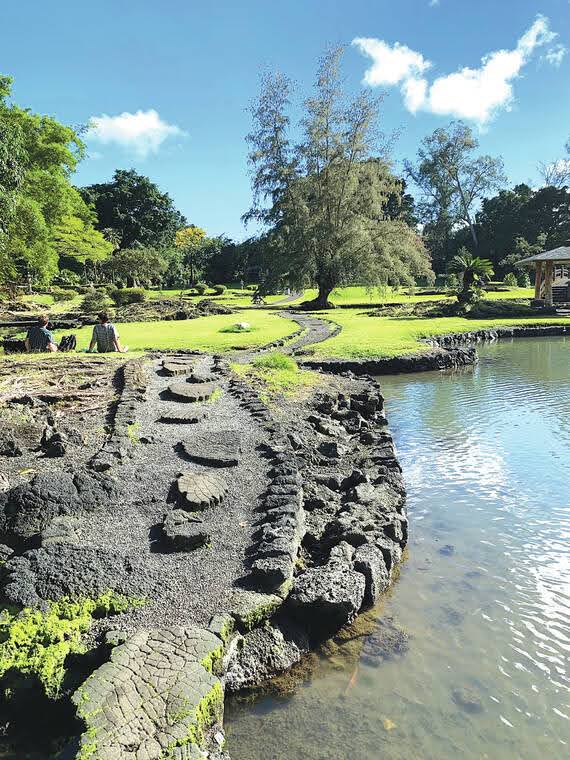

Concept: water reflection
[[226, 337, 570, 759]]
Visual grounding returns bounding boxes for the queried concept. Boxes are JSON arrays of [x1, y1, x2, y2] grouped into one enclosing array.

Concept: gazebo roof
[[518, 246, 570, 265]]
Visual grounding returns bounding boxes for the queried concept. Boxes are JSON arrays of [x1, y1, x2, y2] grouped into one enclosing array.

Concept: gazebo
[[518, 245, 570, 306]]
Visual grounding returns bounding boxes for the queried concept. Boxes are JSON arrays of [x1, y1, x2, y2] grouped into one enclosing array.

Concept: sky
[[2, 0, 570, 240]]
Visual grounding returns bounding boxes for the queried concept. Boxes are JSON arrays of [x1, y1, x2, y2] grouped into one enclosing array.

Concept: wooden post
[[544, 261, 553, 306], [534, 261, 543, 300]]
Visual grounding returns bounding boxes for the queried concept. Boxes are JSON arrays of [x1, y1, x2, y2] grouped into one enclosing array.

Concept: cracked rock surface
[[73, 626, 224, 760]]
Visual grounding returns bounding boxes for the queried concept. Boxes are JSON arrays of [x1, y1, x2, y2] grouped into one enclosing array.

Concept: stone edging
[[299, 322, 569, 375], [90, 358, 148, 472], [300, 346, 477, 375], [424, 323, 569, 348]]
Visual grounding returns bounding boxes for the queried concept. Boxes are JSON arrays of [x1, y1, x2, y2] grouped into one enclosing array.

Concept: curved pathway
[[280, 311, 341, 354]]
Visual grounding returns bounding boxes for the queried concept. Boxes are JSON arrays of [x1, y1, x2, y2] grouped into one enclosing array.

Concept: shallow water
[[226, 337, 570, 760]]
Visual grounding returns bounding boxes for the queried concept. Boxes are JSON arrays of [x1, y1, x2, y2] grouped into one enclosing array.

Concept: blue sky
[[2, 0, 569, 240]]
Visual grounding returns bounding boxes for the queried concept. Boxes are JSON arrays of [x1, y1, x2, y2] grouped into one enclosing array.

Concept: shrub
[[467, 299, 536, 319], [194, 282, 207, 296], [503, 272, 517, 287], [111, 287, 146, 306], [103, 283, 119, 297], [517, 270, 531, 288], [212, 284, 226, 295], [54, 269, 82, 287], [81, 289, 111, 313], [51, 287, 76, 302], [446, 273, 459, 290], [252, 352, 297, 371]]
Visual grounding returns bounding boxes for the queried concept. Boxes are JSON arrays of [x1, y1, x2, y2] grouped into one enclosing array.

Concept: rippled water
[[226, 337, 570, 760]]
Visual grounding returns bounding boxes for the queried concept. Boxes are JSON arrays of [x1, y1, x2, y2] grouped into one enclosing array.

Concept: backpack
[[58, 334, 77, 352]]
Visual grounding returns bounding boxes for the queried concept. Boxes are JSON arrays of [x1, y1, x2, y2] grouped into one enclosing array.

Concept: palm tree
[[449, 247, 494, 303]]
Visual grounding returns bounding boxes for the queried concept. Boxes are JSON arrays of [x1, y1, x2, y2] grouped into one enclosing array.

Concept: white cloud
[[352, 38, 431, 86], [87, 109, 186, 157], [353, 15, 562, 125], [544, 43, 567, 67], [429, 0, 440, 7]]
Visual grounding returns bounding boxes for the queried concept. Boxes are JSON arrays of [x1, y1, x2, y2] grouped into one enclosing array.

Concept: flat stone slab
[[180, 431, 241, 468], [187, 372, 217, 384], [168, 382, 217, 403], [72, 627, 224, 760], [162, 360, 195, 376], [159, 410, 207, 424], [176, 472, 228, 510], [162, 509, 209, 551]]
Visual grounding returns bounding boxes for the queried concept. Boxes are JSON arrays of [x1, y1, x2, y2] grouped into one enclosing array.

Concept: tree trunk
[[456, 178, 478, 248], [299, 283, 335, 310]]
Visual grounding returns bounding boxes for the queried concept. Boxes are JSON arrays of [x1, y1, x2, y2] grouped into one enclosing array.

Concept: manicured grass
[[310, 310, 570, 359], [19, 293, 83, 313], [46, 310, 298, 353], [285, 286, 534, 307]]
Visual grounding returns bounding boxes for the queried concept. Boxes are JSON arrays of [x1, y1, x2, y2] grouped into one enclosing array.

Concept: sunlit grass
[[309, 310, 569, 359], [42, 310, 298, 353], [285, 286, 534, 307], [231, 352, 320, 401]]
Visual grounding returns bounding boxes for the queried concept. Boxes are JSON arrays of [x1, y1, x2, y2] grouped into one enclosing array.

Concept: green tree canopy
[[81, 169, 186, 251], [103, 246, 167, 287], [406, 121, 506, 271], [0, 73, 97, 289], [245, 49, 433, 308]]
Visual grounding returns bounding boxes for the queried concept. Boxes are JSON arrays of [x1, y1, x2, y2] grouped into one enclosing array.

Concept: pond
[[226, 337, 570, 760]]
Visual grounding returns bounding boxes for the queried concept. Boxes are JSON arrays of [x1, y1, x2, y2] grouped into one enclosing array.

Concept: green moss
[[200, 642, 225, 675], [206, 388, 223, 404], [163, 680, 224, 757], [76, 727, 98, 760], [126, 421, 141, 444], [0, 591, 143, 699]]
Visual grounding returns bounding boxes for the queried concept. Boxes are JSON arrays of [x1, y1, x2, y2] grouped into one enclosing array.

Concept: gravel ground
[[75, 354, 271, 632]]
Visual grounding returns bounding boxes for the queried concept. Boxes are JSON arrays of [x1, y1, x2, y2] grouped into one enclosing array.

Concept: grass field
[[309, 310, 570, 359], [285, 286, 534, 306], [44, 310, 297, 353]]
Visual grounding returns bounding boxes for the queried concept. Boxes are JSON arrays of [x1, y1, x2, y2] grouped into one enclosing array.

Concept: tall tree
[[0, 73, 93, 290], [538, 138, 570, 188], [81, 169, 186, 250], [175, 225, 206, 283], [245, 48, 433, 308], [103, 246, 167, 287], [406, 121, 506, 259]]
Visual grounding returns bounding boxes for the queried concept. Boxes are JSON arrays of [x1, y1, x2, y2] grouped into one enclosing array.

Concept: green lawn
[[309, 310, 570, 359], [46, 310, 297, 353], [285, 286, 534, 307]]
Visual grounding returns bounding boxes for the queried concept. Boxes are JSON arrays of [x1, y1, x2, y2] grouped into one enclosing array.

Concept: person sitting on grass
[[25, 315, 58, 353], [88, 312, 128, 353]]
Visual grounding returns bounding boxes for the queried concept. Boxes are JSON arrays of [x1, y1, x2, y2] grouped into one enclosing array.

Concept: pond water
[[226, 337, 570, 760]]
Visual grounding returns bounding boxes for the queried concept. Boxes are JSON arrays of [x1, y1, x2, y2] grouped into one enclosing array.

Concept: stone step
[[179, 431, 241, 468], [159, 410, 207, 424], [176, 472, 229, 510], [162, 360, 195, 376], [167, 382, 217, 403], [162, 508, 209, 551]]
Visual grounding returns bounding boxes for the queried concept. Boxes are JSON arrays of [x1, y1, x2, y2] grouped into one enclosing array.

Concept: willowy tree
[[406, 121, 506, 256], [244, 49, 432, 309], [538, 138, 570, 189]]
